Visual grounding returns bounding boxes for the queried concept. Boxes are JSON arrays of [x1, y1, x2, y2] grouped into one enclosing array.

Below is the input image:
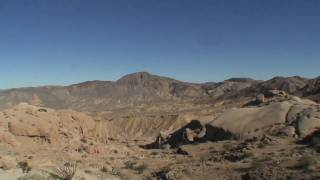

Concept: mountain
[[256, 76, 309, 94], [0, 72, 318, 112], [0, 72, 209, 112], [204, 78, 259, 99], [223, 76, 310, 100], [300, 76, 320, 102], [1, 72, 320, 180]]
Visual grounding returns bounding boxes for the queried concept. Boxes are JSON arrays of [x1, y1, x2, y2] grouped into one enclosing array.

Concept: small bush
[[49, 162, 77, 180], [244, 152, 254, 158], [151, 151, 159, 156], [124, 161, 137, 169], [17, 161, 32, 173], [249, 158, 265, 170], [134, 164, 148, 174], [100, 166, 108, 173], [84, 169, 92, 174], [222, 142, 233, 151], [124, 161, 148, 174], [293, 155, 317, 171]]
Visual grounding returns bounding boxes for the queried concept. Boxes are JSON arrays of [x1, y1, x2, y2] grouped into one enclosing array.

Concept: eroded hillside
[[0, 73, 320, 180]]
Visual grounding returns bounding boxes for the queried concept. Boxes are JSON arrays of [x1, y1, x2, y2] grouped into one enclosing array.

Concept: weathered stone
[[256, 94, 265, 104]]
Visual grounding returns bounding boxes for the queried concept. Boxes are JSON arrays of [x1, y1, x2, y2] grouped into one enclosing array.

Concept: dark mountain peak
[[255, 76, 309, 94], [269, 76, 308, 82], [69, 80, 112, 89], [0, 72, 319, 112], [225, 77, 256, 82], [116, 72, 178, 85], [117, 72, 153, 81], [270, 76, 285, 80]]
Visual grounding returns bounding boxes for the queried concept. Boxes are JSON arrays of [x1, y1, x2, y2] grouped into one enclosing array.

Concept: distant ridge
[[0, 72, 319, 111]]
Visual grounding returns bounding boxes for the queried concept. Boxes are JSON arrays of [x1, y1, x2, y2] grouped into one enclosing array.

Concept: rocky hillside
[[0, 72, 319, 112], [1, 80, 320, 180], [0, 103, 96, 147], [0, 72, 253, 112], [300, 76, 320, 102]]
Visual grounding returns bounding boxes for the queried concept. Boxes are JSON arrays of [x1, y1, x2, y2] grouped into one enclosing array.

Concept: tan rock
[[209, 102, 292, 138]]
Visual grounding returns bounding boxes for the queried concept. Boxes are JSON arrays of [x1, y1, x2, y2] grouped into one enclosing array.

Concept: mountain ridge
[[0, 72, 319, 112]]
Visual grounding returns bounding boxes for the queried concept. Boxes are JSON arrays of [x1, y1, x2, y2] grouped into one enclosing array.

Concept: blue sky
[[0, 0, 319, 89]]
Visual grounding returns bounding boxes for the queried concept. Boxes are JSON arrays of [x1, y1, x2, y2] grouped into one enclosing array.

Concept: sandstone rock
[[297, 108, 320, 138], [1, 103, 96, 145], [291, 96, 303, 103], [279, 126, 297, 137], [265, 89, 287, 98], [209, 102, 292, 138], [145, 120, 233, 149], [256, 94, 265, 104], [0, 131, 19, 147], [0, 156, 16, 170]]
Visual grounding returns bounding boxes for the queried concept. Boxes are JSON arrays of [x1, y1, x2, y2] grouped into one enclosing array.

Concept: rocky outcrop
[[255, 94, 265, 104], [0, 103, 96, 145], [144, 120, 234, 149], [145, 96, 320, 149], [301, 77, 320, 103], [210, 102, 292, 139], [296, 106, 320, 138]]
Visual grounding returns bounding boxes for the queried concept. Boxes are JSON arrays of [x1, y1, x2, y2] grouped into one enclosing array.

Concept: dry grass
[[48, 162, 77, 180]]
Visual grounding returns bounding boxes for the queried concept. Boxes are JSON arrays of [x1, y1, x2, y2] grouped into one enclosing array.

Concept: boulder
[[279, 126, 297, 137], [256, 94, 265, 104], [209, 102, 292, 139], [297, 107, 320, 138], [183, 125, 206, 142], [144, 120, 234, 149], [265, 89, 287, 98]]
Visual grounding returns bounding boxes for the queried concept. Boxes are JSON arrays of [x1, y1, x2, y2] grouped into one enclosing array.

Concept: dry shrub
[[49, 162, 77, 180], [17, 161, 32, 173]]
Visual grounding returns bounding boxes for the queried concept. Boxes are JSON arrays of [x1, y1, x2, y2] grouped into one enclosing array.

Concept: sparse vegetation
[[249, 157, 268, 170], [222, 142, 233, 151], [124, 160, 137, 169], [150, 151, 159, 156], [17, 161, 32, 173], [0, 73, 320, 180], [100, 166, 109, 173], [48, 162, 77, 180], [135, 163, 148, 174], [292, 155, 317, 171], [200, 156, 208, 180], [124, 160, 148, 174]]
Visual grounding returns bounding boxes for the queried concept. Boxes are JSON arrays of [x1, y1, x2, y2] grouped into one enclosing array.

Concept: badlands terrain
[[0, 72, 320, 180]]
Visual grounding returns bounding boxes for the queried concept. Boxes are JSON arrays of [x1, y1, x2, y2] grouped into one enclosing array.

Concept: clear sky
[[0, 0, 319, 89]]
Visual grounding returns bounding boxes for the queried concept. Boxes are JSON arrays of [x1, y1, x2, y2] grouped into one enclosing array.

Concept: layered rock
[[0, 103, 95, 146], [145, 96, 320, 149]]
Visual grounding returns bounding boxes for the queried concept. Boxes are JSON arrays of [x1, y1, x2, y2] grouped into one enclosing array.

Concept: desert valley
[[0, 72, 320, 180]]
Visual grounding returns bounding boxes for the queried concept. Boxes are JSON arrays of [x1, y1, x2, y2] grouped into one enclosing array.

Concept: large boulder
[[285, 102, 320, 139], [144, 120, 234, 149], [296, 106, 320, 138], [209, 102, 292, 139]]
